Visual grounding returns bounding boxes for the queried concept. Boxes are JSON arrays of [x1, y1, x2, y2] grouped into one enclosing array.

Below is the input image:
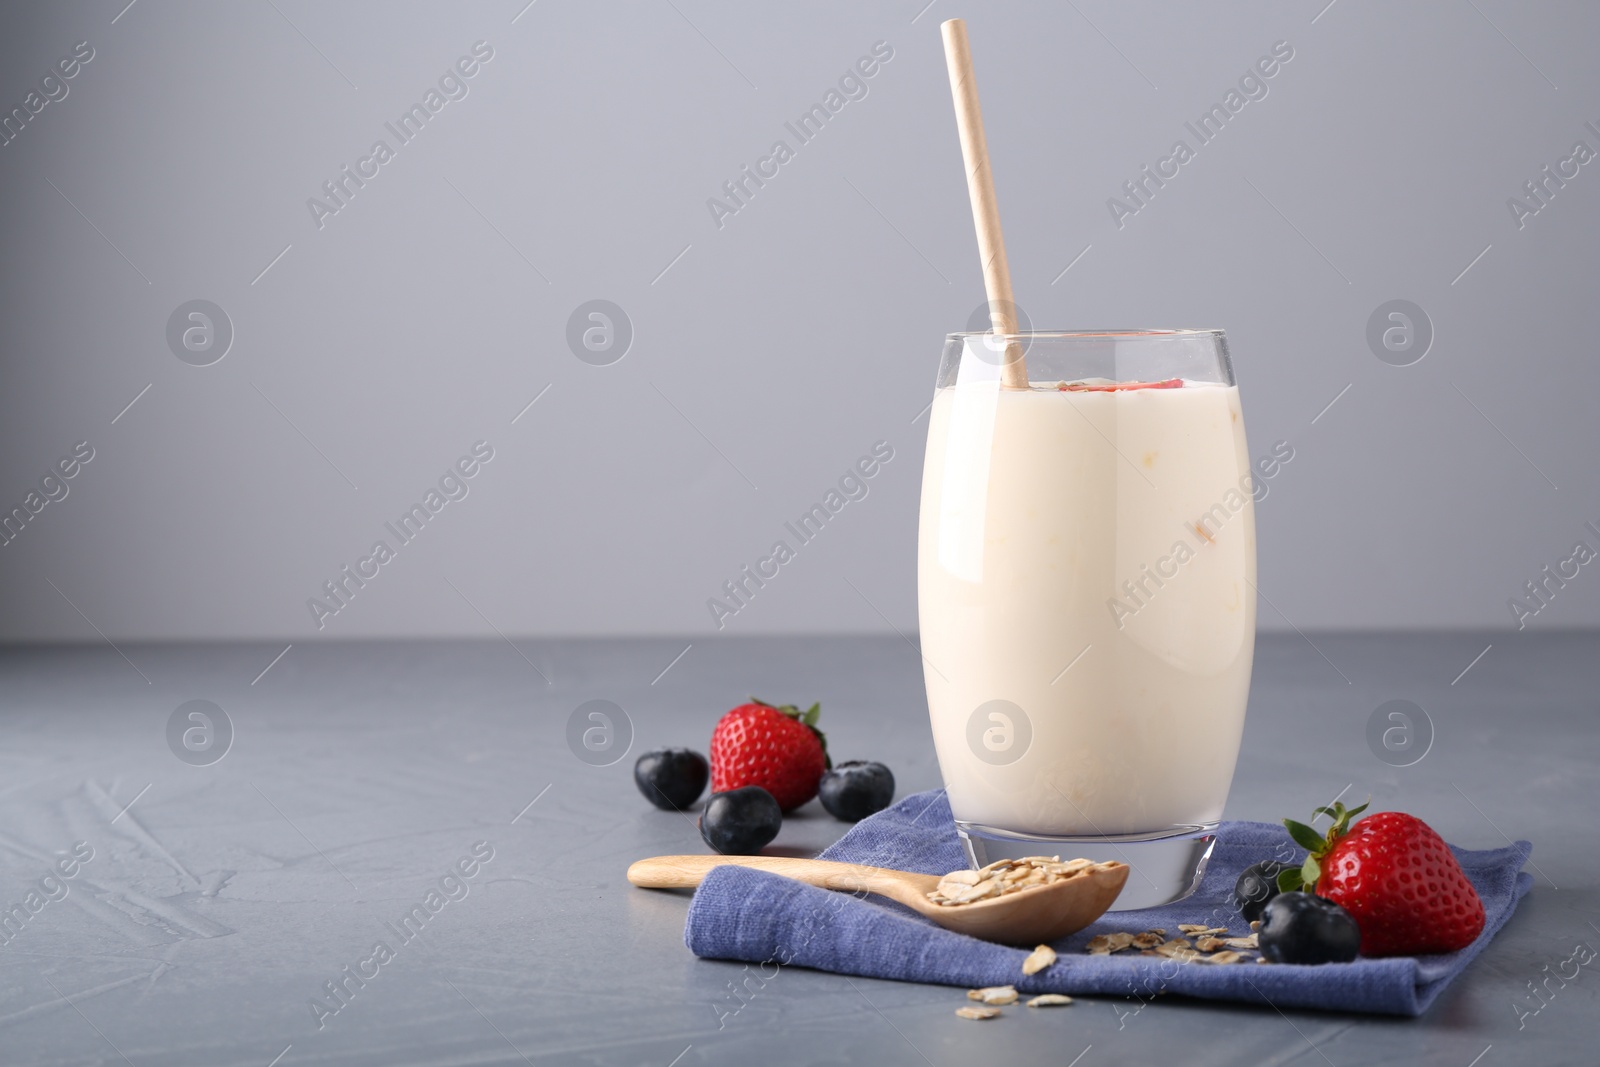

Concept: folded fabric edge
[[684, 866, 1433, 1016], [680, 797, 1537, 1020]]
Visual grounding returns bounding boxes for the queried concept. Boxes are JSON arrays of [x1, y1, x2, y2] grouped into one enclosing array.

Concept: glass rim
[[946, 328, 1225, 341]]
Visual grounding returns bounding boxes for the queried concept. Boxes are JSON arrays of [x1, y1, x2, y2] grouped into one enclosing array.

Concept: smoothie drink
[[918, 376, 1256, 839]]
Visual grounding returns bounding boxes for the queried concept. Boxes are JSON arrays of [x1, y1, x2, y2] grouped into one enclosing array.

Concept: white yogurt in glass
[[918, 378, 1256, 838]]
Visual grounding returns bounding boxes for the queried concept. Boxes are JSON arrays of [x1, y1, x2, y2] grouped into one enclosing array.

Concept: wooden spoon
[[626, 855, 1127, 946]]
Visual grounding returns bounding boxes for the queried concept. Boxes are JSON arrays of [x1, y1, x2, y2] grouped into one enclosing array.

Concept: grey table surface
[[0, 632, 1594, 1067]]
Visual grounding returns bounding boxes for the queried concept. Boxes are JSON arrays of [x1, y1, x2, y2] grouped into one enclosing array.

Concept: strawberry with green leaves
[[710, 699, 829, 812], [1280, 801, 1486, 957]]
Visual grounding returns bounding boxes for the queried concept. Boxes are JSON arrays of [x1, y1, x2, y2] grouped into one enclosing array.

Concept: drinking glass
[[916, 330, 1256, 909]]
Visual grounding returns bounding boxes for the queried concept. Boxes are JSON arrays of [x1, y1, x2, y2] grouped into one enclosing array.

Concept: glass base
[[956, 822, 1217, 911]]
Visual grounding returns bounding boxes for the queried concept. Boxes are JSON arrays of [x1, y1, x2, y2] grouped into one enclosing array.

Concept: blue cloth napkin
[[685, 789, 1533, 1016]]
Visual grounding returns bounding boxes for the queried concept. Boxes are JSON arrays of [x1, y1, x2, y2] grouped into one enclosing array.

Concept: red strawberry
[[710, 699, 829, 812], [1279, 802, 1485, 957]]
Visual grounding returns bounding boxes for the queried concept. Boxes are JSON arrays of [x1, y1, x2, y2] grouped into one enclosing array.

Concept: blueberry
[[817, 761, 895, 822], [1258, 892, 1361, 964], [633, 748, 709, 811], [699, 787, 782, 855], [1233, 860, 1289, 924]]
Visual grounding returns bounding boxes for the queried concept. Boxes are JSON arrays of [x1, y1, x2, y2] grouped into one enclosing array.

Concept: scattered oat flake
[[1027, 994, 1073, 1007], [1224, 935, 1258, 950], [1130, 932, 1164, 950], [1107, 932, 1136, 951], [956, 1005, 1001, 1020], [1250, 920, 1261, 932], [1155, 939, 1199, 961], [1195, 935, 1227, 952], [1205, 951, 1244, 965], [1022, 945, 1057, 976]]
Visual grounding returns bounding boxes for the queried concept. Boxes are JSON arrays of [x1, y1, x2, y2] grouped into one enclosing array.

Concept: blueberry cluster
[[634, 748, 895, 856], [1233, 860, 1360, 964]]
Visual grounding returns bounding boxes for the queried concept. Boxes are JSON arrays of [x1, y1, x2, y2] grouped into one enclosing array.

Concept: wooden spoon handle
[[627, 855, 903, 895]]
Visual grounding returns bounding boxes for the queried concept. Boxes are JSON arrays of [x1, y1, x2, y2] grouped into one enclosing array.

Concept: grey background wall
[[0, 0, 1595, 642]]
